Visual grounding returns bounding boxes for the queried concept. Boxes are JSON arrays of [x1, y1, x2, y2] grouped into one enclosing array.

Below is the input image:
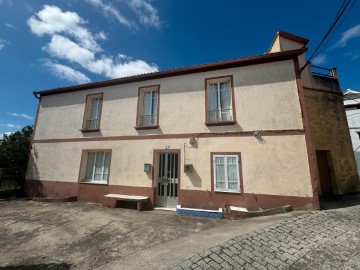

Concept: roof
[[343, 89, 360, 102], [268, 30, 309, 53], [277, 31, 310, 45], [34, 47, 307, 97]]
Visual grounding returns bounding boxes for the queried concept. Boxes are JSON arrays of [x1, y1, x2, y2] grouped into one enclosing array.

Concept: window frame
[[211, 152, 242, 193], [135, 85, 160, 130], [78, 149, 112, 185], [205, 75, 237, 126], [81, 93, 103, 132]]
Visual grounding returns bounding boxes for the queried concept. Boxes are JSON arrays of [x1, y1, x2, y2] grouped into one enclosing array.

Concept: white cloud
[[28, 5, 100, 52], [5, 23, 14, 28], [95, 31, 107, 40], [30, 5, 158, 82], [128, 0, 160, 28], [110, 59, 158, 77], [86, 0, 160, 28], [8, 113, 34, 120], [0, 124, 21, 129], [44, 34, 157, 79], [333, 24, 360, 48], [44, 35, 95, 64], [42, 59, 91, 84], [0, 38, 8, 51], [312, 54, 328, 65], [0, 132, 13, 140], [85, 0, 133, 28], [344, 51, 360, 61], [44, 35, 158, 78]]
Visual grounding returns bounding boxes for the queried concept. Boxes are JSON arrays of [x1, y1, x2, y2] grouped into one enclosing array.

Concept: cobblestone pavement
[[174, 205, 360, 270]]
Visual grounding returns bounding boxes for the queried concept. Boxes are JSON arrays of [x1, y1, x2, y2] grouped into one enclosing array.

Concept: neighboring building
[[343, 89, 360, 177], [26, 31, 360, 211]]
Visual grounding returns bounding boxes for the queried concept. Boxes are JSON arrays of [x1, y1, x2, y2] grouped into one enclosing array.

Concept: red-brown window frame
[[210, 152, 243, 193], [135, 84, 160, 130], [78, 149, 112, 185], [81, 93, 104, 133], [205, 75, 237, 126]]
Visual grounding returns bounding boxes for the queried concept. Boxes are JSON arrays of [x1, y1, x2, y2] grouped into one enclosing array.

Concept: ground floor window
[[212, 154, 241, 192], [82, 151, 110, 183]]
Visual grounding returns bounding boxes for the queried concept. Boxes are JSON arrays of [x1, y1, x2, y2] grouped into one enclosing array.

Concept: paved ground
[[0, 199, 298, 270], [175, 199, 360, 270], [1, 195, 360, 270], [0, 199, 225, 269]]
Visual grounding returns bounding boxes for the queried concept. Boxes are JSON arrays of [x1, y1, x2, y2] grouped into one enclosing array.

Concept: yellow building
[[26, 31, 360, 210]]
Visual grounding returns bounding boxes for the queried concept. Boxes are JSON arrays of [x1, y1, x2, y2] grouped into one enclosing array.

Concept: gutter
[[33, 47, 307, 98], [32, 91, 41, 99]]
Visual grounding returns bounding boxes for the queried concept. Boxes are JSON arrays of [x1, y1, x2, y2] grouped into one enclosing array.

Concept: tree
[[0, 125, 33, 169]]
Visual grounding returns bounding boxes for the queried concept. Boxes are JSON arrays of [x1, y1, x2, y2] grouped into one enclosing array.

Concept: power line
[[300, 0, 357, 72], [312, 0, 358, 61]]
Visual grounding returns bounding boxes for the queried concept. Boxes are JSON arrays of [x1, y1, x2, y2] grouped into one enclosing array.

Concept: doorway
[[155, 152, 179, 207], [316, 150, 333, 197]]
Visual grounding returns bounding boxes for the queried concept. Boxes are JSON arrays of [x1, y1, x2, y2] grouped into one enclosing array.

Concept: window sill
[[80, 128, 100, 133], [80, 181, 108, 185], [214, 189, 241, 194], [134, 125, 159, 130], [205, 121, 236, 127]]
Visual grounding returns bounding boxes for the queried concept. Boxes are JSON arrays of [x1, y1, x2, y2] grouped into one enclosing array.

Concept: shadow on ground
[[320, 192, 360, 210], [0, 263, 71, 270]]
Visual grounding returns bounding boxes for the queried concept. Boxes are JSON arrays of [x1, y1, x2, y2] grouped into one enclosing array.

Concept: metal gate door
[[156, 153, 179, 207]]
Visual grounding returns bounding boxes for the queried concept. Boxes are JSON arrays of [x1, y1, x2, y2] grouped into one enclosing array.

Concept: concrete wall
[[345, 107, 360, 152], [27, 57, 318, 209], [304, 86, 360, 194], [34, 60, 303, 140], [27, 135, 312, 197]]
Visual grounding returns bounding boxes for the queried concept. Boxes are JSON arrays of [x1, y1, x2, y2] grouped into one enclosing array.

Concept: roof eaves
[[35, 47, 307, 97], [277, 31, 309, 45], [268, 30, 309, 53]]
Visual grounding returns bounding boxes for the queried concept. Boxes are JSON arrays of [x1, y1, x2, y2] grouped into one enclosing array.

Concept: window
[[82, 93, 103, 132], [205, 76, 236, 125], [212, 154, 241, 192], [81, 151, 110, 183], [135, 85, 159, 129]]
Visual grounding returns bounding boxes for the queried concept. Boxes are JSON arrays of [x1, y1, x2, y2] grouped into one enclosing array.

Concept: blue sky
[[1, 0, 360, 138]]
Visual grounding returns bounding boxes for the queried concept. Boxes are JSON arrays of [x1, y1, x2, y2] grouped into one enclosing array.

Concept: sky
[[1, 0, 360, 138]]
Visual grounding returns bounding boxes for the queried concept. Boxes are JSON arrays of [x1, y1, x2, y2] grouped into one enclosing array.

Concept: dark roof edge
[[35, 47, 307, 97], [277, 31, 310, 45], [268, 31, 309, 53]]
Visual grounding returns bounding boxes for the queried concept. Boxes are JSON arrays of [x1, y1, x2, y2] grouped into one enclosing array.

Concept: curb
[[224, 205, 293, 219]]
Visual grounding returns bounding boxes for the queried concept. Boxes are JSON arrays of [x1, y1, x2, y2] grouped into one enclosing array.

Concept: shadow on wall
[[187, 167, 202, 188], [0, 262, 71, 270], [348, 173, 360, 193], [206, 122, 243, 133], [320, 192, 360, 210], [24, 146, 43, 197]]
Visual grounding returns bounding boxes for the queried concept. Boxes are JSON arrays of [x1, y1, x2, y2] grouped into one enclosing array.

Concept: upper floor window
[[135, 85, 159, 129], [205, 76, 236, 126], [82, 93, 103, 132]]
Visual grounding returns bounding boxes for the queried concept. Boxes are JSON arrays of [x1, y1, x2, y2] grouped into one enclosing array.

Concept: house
[[343, 89, 360, 177], [25, 31, 360, 211]]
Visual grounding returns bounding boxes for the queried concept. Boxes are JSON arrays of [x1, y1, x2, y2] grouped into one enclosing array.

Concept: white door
[[156, 153, 179, 207]]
